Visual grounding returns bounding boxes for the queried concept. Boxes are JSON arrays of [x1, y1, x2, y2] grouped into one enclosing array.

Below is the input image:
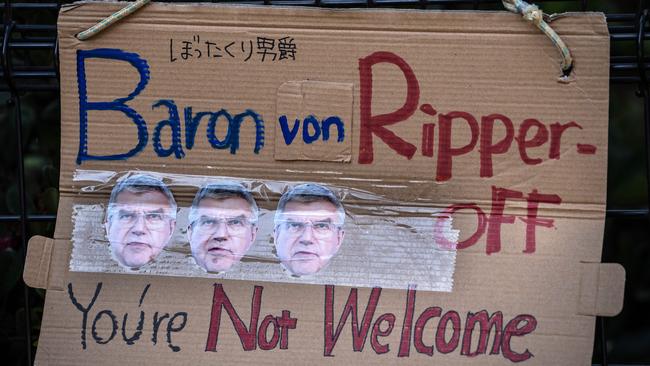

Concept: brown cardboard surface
[[24, 2, 623, 365], [578, 262, 625, 317], [275, 81, 354, 161], [24, 236, 53, 290]]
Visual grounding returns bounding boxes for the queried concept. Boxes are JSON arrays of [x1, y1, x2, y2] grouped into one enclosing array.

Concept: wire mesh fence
[[1, 0, 648, 365]]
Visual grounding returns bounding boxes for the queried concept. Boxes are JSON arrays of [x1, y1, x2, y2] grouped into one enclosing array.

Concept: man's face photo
[[105, 189, 176, 269], [275, 199, 344, 276], [188, 196, 257, 273]]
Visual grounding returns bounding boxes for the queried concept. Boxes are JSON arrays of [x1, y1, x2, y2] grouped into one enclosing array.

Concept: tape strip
[[502, 0, 574, 79], [68, 170, 458, 291], [76, 0, 150, 41]]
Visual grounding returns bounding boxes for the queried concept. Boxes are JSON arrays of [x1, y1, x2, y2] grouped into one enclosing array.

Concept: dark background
[[1, 0, 648, 365]]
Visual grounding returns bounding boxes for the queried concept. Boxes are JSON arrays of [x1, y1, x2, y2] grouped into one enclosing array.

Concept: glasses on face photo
[[109, 208, 171, 230], [192, 215, 254, 235], [277, 220, 341, 238]]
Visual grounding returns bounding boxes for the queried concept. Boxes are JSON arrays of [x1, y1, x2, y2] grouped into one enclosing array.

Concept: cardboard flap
[[578, 262, 626, 317], [24, 236, 71, 291], [24, 235, 54, 290]]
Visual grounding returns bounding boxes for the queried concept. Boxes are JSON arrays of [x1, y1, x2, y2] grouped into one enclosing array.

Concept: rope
[[502, 0, 574, 78], [76, 0, 150, 41], [75, 0, 574, 78]]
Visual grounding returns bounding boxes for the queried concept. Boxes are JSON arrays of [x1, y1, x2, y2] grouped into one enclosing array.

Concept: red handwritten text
[[324, 286, 536, 361], [358, 51, 597, 181]]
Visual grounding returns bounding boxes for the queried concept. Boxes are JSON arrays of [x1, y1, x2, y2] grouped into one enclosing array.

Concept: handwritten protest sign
[[24, 2, 624, 365]]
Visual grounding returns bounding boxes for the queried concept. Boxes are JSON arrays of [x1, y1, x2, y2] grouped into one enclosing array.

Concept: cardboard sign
[[24, 2, 625, 365]]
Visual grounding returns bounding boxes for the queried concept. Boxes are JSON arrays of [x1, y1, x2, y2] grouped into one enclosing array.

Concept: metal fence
[[1, 0, 648, 365]]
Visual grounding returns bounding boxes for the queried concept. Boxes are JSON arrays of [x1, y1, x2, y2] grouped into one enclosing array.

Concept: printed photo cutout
[[274, 183, 345, 276], [188, 182, 259, 273], [70, 171, 458, 291], [104, 174, 177, 270]]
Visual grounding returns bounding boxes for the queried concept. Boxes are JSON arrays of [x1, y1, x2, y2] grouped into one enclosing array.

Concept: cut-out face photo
[[274, 184, 345, 276], [105, 175, 177, 269], [188, 183, 259, 273]]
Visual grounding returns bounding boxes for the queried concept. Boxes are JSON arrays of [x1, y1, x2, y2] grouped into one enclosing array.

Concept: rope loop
[[75, 0, 573, 79], [502, 0, 574, 79]]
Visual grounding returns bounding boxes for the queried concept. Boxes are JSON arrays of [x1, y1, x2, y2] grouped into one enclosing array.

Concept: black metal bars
[[0, 1, 647, 365]]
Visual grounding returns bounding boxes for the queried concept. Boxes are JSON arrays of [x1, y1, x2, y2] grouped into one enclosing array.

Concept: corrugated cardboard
[[24, 2, 624, 364], [66, 199, 458, 291]]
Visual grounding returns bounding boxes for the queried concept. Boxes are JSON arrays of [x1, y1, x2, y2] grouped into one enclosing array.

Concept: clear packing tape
[[70, 170, 458, 292], [502, 0, 574, 79]]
